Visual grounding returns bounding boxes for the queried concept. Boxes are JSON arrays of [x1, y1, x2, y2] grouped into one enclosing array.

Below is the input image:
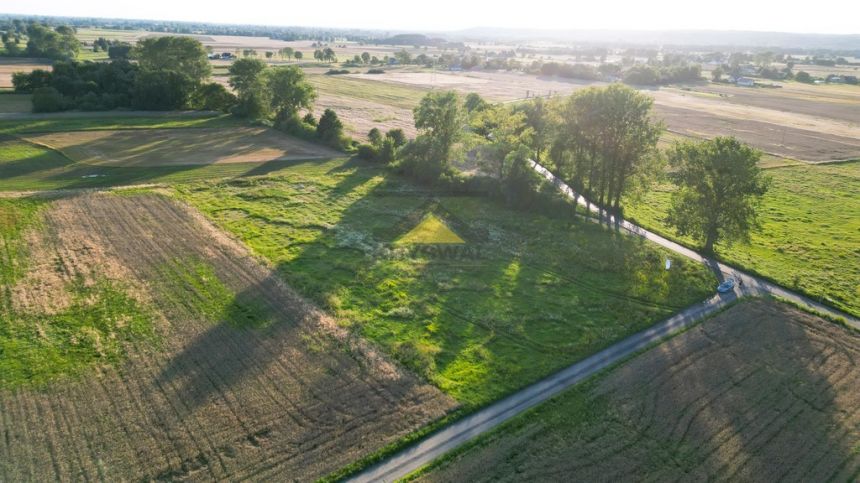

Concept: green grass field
[[625, 161, 860, 317], [176, 158, 715, 406]]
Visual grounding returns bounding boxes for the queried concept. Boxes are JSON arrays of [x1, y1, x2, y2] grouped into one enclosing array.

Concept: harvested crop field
[[344, 71, 860, 161], [0, 58, 52, 89], [0, 193, 456, 481], [655, 104, 860, 162], [420, 299, 860, 482], [21, 126, 338, 166]]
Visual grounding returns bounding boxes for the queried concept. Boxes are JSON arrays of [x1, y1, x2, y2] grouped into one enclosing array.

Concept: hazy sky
[[4, 0, 860, 34]]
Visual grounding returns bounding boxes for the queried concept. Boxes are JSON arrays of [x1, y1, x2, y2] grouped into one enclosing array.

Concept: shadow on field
[[584, 300, 855, 481], [183, 162, 716, 406]]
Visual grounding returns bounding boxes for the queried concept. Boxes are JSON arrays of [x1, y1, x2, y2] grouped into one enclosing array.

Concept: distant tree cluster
[[13, 36, 232, 112], [1, 23, 80, 59], [390, 84, 767, 250]]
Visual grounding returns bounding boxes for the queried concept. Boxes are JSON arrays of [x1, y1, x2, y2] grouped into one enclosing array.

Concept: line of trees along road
[[373, 85, 768, 255]]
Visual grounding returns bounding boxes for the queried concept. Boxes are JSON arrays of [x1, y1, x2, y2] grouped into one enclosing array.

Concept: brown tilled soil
[[655, 104, 860, 162], [422, 299, 860, 482], [0, 193, 456, 481], [21, 127, 339, 167]]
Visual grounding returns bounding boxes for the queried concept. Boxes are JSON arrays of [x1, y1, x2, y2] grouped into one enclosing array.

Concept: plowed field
[[421, 299, 860, 482], [0, 193, 455, 481]]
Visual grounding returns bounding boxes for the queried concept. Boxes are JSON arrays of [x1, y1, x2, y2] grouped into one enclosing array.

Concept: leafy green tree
[[134, 36, 211, 85], [228, 57, 267, 93], [502, 145, 543, 207], [711, 66, 724, 82], [133, 70, 195, 110], [108, 43, 132, 60], [228, 57, 269, 118], [279, 47, 294, 60], [361, 52, 370, 64], [25, 24, 80, 59], [368, 127, 383, 146], [795, 71, 814, 83], [463, 92, 489, 113], [513, 96, 555, 162], [316, 108, 346, 148], [414, 91, 463, 164], [470, 104, 532, 180], [385, 128, 407, 147], [31, 87, 65, 112], [667, 137, 770, 253], [323, 47, 336, 62], [11, 69, 52, 92], [293, 51, 303, 61], [555, 84, 662, 219], [265, 51, 274, 59], [190, 82, 237, 112], [265, 65, 316, 121]]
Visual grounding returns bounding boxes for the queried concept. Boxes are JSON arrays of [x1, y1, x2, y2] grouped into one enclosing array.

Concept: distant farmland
[[419, 299, 860, 482]]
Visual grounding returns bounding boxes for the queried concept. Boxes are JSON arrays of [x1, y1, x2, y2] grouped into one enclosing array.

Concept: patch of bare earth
[[0, 193, 456, 481], [0, 58, 52, 89], [422, 299, 860, 482], [21, 127, 340, 167]]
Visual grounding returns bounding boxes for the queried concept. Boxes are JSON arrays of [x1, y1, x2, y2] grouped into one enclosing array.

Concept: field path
[[348, 161, 858, 483]]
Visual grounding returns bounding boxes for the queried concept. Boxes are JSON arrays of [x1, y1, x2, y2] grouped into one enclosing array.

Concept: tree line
[[2, 23, 80, 59], [359, 85, 769, 254], [13, 36, 223, 112]]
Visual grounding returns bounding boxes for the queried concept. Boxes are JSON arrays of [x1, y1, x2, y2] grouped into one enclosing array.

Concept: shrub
[[368, 127, 383, 146], [31, 87, 66, 112], [366, 68, 385, 74], [325, 69, 350, 75], [12, 69, 53, 93], [316, 109, 350, 150], [277, 113, 317, 140], [385, 128, 407, 147], [302, 112, 317, 126], [356, 143, 380, 161], [190, 83, 237, 112], [132, 70, 195, 110]]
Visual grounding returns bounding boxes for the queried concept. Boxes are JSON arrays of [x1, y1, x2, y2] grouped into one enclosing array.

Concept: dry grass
[[21, 127, 339, 167], [420, 299, 860, 482], [0, 193, 456, 481]]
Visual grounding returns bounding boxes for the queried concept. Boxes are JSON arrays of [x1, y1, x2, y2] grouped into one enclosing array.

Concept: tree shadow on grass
[[193, 163, 718, 407]]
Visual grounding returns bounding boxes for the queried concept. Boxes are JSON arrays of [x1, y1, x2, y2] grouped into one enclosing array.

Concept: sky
[[3, 0, 860, 34]]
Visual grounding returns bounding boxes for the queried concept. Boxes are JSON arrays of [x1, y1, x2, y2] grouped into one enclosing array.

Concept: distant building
[[736, 77, 755, 87], [739, 64, 758, 76]]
